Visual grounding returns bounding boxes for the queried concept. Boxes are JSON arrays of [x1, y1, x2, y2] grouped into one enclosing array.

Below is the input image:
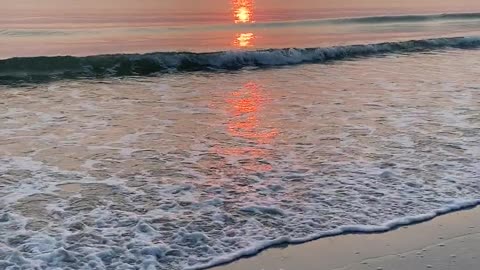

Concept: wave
[[335, 12, 480, 24], [192, 200, 480, 270], [249, 12, 480, 29], [191, 200, 480, 270], [1, 36, 480, 84]]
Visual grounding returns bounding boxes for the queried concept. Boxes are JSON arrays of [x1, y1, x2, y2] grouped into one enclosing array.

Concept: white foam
[[189, 200, 480, 270], [1, 49, 479, 270]]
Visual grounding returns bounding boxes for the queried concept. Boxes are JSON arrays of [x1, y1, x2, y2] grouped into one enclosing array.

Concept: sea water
[[1, 1, 480, 270]]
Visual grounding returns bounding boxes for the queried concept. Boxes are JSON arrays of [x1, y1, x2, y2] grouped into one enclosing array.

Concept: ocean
[[0, 1, 479, 269]]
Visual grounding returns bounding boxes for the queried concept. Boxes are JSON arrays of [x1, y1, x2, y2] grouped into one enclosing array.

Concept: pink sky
[[3, 0, 480, 14]]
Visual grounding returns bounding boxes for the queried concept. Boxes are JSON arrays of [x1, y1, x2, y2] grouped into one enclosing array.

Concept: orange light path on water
[[226, 82, 278, 144], [208, 82, 278, 174], [235, 32, 255, 47]]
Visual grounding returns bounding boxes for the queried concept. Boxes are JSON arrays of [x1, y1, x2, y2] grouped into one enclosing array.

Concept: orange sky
[[3, 0, 480, 14]]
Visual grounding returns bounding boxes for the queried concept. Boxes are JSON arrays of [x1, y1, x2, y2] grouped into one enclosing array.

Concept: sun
[[236, 7, 251, 23], [233, 0, 254, 23]]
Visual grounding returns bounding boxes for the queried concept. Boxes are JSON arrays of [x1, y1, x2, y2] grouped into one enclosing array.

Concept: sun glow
[[236, 7, 251, 23], [232, 0, 256, 48], [232, 0, 254, 23]]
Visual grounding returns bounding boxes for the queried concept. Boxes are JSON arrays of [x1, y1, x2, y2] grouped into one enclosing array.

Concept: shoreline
[[211, 205, 480, 270]]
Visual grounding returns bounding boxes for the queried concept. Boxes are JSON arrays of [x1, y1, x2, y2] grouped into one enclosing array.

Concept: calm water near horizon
[[0, 1, 479, 270], [2, 0, 480, 57]]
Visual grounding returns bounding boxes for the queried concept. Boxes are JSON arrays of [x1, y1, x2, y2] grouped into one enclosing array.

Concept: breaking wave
[[335, 12, 480, 24], [1, 36, 480, 83], [253, 12, 480, 28]]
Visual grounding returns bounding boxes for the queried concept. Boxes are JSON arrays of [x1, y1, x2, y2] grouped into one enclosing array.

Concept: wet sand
[[213, 206, 480, 270]]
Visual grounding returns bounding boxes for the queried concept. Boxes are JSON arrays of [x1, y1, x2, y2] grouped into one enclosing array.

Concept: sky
[[3, 0, 480, 14], [3, 0, 480, 29]]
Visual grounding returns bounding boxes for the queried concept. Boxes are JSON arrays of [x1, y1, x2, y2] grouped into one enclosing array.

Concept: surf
[[1, 36, 480, 84]]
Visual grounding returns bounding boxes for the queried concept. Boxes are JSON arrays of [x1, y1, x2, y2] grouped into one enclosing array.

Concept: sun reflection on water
[[226, 82, 278, 143], [234, 32, 255, 47], [210, 82, 278, 173]]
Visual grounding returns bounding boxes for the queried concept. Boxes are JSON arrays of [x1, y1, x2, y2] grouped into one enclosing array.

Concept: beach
[[1, 49, 479, 269], [215, 206, 480, 270], [1, 1, 480, 269]]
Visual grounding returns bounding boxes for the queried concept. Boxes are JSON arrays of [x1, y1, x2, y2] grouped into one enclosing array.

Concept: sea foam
[[0, 47, 479, 270]]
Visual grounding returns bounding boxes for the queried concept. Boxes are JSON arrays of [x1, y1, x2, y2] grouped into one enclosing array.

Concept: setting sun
[[236, 7, 251, 23], [232, 0, 254, 23]]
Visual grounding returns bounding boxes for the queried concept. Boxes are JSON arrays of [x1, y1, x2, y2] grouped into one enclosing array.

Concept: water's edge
[[198, 200, 480, 270]]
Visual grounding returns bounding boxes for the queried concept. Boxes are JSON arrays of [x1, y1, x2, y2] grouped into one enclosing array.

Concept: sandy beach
[[214, 206, 480, 270]]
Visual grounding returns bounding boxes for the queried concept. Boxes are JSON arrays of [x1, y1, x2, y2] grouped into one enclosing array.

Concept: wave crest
[[336, 12, 480, 24], [1, 36, 480, 84]]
